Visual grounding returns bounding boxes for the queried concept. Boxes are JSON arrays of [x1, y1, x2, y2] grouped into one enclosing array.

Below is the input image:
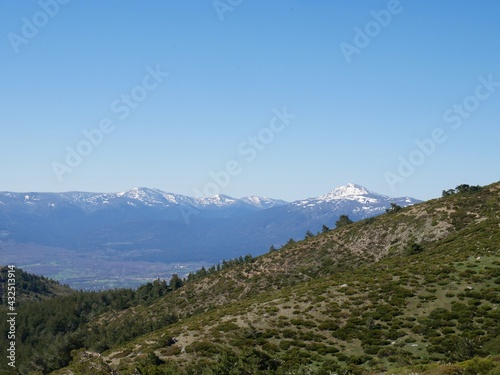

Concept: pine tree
[[385, 203, 402, 214], [336, 214, 353, 228], [169, 274, 183, 291]]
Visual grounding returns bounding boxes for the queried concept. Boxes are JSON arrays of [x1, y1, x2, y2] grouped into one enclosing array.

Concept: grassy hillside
[[2, 182, 499, 374], [82, 182, 496, 334], [48, 181, 499, 375]]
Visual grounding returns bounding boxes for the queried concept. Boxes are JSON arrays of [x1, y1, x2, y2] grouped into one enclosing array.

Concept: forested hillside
[[0, 266, 73, 304]]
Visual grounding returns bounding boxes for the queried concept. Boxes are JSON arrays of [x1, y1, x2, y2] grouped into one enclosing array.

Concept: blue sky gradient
[[1, 1, 499, 201]]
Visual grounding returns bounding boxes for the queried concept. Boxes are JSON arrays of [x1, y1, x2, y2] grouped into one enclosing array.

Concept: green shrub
[[461, 357, 497, 375], [185, 341, 220, 355]]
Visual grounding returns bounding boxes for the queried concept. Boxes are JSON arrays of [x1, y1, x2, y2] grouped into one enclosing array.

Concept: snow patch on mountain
[[120, 187, 168, 206], [241, 196, 289, 209], [197, 194, 239, 207]]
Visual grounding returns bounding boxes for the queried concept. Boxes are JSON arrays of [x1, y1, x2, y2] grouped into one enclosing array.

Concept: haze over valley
[[0, 183, 419, 289]]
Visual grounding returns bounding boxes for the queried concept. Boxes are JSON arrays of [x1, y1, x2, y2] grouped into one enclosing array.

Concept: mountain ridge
[[0, 182, 417, 210], [0, 183, 421, 288]]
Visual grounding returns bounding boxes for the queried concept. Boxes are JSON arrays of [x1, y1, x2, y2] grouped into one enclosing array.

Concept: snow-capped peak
[[293, 183, 383, 208], [325, 183, 371, 198], [290, 183, 421, 213]]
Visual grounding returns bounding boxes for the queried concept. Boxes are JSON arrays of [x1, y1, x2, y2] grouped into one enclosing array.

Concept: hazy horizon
[[0, 181, 433, 202]]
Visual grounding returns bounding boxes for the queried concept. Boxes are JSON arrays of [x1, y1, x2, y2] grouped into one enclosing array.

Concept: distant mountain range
[[0, 183, 420, 264]]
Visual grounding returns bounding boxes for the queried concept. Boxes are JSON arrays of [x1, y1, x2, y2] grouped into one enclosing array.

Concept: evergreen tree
[[455, 184, 481, 194], [169, 274, 183, 291], [385, 203, 402, 214], [407, 242, 424, 255], [442, 189, 455, 197], [336, 214, 353, 228], [198, 266, 207, 276]]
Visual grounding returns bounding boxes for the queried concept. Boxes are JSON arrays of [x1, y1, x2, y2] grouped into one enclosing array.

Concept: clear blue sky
[[1, 1, 499, 201]]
